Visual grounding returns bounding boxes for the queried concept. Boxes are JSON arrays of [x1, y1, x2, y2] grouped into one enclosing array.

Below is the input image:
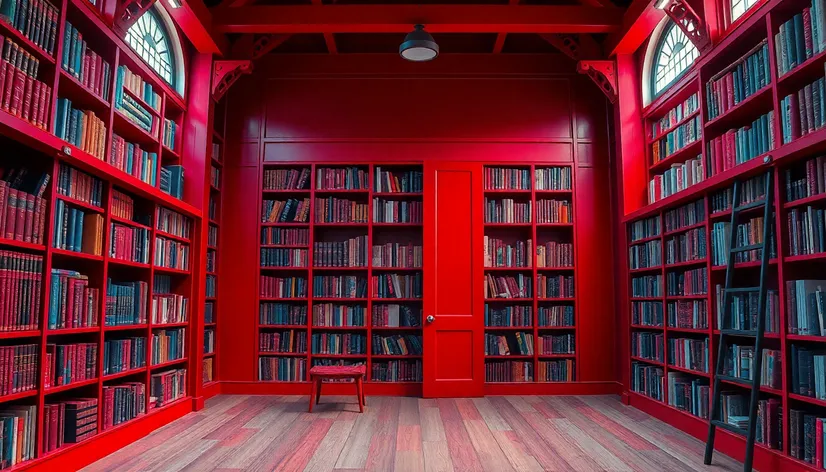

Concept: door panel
[[423, 162, 484, 398]]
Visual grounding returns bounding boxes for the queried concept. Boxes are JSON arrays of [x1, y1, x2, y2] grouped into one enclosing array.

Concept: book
[[374, 167, 423, 193], [667, 267, 707, 296], [535, 166, 572, 191], [155, 207, 191, 239], [52, 200, 103, 255], [154, 236, 189, 270], [204, 327, 214, 353], [259, 357, 304, 382], [484, 167, 530, 190], [705, 111, 776, 178], [54, 98, 107, 160], [372, 273, 422, 299], [310, 332, 366, 354], [0, 166, 48, 245], [538, 334, 574, 354], [262, 198, 310, 223], [314, 197, 368, 223], [46, 342, 97, 386], [259, 330, 306, 353], [159, 165, 183, 199], [485, 304, 532, 327], [539, 305, 574, 327], [629, 215, 661, 241], [313, 303, 365, 327], [102, 382, 145, 430], [60, 22, 110, 100], [372, 198, 422, 223], [537, 274, 575, 298], [109, 134, 158, 186], [632, 362, 664, 400], [49, 269, 99, 329], [259, 303, 307, 325], [149, 368, 186, 408], [536, 199, 572, 224], [103, 337, 146, 375], [372, 304, 421, 327], [263, 168, 310, 190], [108, 222, 150, 264], [668, 337, 708, 373], [631, 274, 662, 297], [260, 247, 307, 268], [484, 237, 531, 268], [316, 167, 368, 190], [664, 227, 706, 264], [56, 164, 103, 208], [632, 332, 664, 361], [372, 243, 422, 268], [0, 344, 37, 394], [667, 372, 709, 419], [313, 236, 368, 267], [105, 279, 148, 326], [485, 360, 533, 382], [538, 359, 574, 382], [372, 334, 422, 355], [648, 155, 705, 203], [312, 275, 367, 298], [484, 274, 532, 298], [259, 275, 307, 299], [484, 198, 531, 223], [372, 359, 421, 382], [629, 239, 662, 269], [705, 41, 771, 121], [151, 328, 186, 365]]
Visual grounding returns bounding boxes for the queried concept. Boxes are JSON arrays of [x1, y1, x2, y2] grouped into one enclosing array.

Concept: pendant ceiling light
[[400, 25, 439, 62]]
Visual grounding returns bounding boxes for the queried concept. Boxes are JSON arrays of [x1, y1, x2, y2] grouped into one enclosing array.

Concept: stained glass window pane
[[652, 22, 699, 96], [731, 0, 759, 23], [125, 9, 175, 87]]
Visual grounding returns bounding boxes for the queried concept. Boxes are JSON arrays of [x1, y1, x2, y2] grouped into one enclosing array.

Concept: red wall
[[218, 53, 619, 387]]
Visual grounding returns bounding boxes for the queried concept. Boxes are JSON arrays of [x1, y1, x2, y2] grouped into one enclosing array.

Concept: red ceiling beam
[[212, 5, 624, 34], [605, 0, 664, 55], [161, 0, 226, 55]]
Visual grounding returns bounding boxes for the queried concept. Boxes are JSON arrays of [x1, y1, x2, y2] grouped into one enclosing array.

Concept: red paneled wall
[[217, 54, 618, 389]]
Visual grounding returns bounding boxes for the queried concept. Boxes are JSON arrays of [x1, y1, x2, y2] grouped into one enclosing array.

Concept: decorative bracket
[[212, 60, 253, 102], [113, 0, 158, 35], [251, 34, 291, 60], [660, 0, 711, 52], [540, 34, 582, 61], [577, 60, 617, 104]]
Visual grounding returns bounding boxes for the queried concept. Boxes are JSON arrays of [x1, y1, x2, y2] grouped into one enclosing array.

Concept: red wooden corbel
[[577, 60, 617, 104], [659, 0, 711, 52], [251, 34, 291, 60], [113, 0, 158, 34], [212, 60, 253, 102], [540, 34, 581, 61]]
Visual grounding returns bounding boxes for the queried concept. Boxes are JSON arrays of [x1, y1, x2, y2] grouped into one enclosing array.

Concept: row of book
[[0, 0, 59, 55], [538, 305, 575, 327], [105, 280, 147, 326], [156, 207, 191, 240], [314, 237, 367, 267], [45, 342, 97, 387], [484, 168, 530, 190], [0, 168, 48, 245], [632, 301, 663, 327], [57, 164, 103, 208], [720, 394, 781, 450], [315, 197, 369, 224], [0, 37, 53, 130], [485, 305, 532, 327], [210, 166, 220, 188], [632, 362, 663, 400], [664, 228, 706, 264], [537, 274, 575, 298], [372, 304, 420, 327], [706, 111, 776, 178], [775, 4, 826, 77], [486, 332, 534, 356], [261, 227, 308, 246], [154, 237, 189, 270], [372, 334, 422, 356], [111, 190, 135, 221], [53, 200, 103, 254], [669, 300, 708, 329], [259, 356, 305, 382], [310, 333, 366, 354], [631, 274, 662, 297], [705, 41, 770, 121], [372, 243, 422, 268], [536, 199, 572, 224], [711, 216, 776, 265], [484, 274, 532, 299], [149, 368, 186, 409], [313, 303, 365, 327], [535, 167, 573, 191], [114, 66, 159, 137], [629, 215, 661, 242], [259, 330, 306, 353], [42, 398, 97, 454], [163, 118, 176, 151], [667, 267, 708, 296], [372, 273, 422, 299], [204, 301, 214, 326], [109, 222, 150, 264], [151, 293, 188, 325], [786, 155, 826, 202], [648, 155, 705, 204], [485, 361, 533, 382], [260, 303, 306, 325], [651, 115, 700, 164], [539, 334, 575, 354], [372, 359, 421, 382], [0, 344, 37, 395], [652, 93, 699, 137], [716, 287, 779, 333], [205, 274, 215, 297], [109, 134, 157, 187], [484, 237, 531, 268], [316, 167, 369, 190], [262, 198, 310, 223], [629, 239, 661, 269], [263, 168, 311, 190], [260, 275, 306, 298], [668, 337, 708, 373], [55, 98, 107, 160], [49, 269, 99, 330], [62, 22, 111, 101], [118, 65, 160, 111], [103, 337, 146, 375], [781, 75, 826, 144], [791, 345, 825, 398], [159, 165, 183, 200], [664, 199, 705, 233], [260, 248, 307, 267], [208, 225, 218, 247], [484, 198, 531, 224], [787, 279, 826, 336], [789, 409, 826, 464], [151, 328, 185, 365], [631, 332, 664, 362], [668, 372, 708, 419], [102, 382, 145, 431], [375, 168, 423, 193], [537, 241, 573, 268], [373, 198, 422, 224], [787, 205, 826, 256], [203, 358, 213, 384], [204, 328, 214, 354]]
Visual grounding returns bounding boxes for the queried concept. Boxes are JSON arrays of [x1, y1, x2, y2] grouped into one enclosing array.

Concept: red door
[[423, 161, 484, 398]]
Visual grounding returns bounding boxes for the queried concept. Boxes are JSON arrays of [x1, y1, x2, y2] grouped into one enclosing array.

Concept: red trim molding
[[212, 60, 253, 102], [577, 60, 618, 103]]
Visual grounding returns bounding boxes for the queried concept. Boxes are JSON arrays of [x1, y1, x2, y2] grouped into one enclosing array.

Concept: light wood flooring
[[84, 394, 742, 472]]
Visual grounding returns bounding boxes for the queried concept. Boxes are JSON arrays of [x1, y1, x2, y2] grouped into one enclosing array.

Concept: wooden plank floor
[[83, 395, 742, 472]]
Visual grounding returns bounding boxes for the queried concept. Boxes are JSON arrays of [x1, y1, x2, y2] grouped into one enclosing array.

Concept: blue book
[[795, 14, 807, 66], [74, 209, 84, 252], [61, 24, 71, 70], [49, 274, 60, 328], [67, 208, 76, 252]]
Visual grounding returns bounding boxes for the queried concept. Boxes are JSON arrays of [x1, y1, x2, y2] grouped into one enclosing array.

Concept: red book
[[804, 9, 814, 58], [10, 53, 27, 117], [22, 194, 34, 243], [1, 44, 16, 111], [35, 197, 45, 245], [13, 192, 24, 242], [816, 418, 823, 469], [57, 402, 65, 449], [30, 80, 41, 129], [38, 84, 49, 129], [0, 181, 7, 238], [65, 277, 75, 329], [82, 54, 90, 89], [21, 70, 33, 123], [4, 188, 17, 240], [48, 404, 58, 452]]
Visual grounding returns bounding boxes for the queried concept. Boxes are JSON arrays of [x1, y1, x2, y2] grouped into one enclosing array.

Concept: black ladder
[[704, 169, 774, 472]]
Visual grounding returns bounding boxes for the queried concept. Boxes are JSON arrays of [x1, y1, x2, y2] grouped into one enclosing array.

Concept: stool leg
[[308, 376, 316, 413], [356, 376, 364, 413], [316, 377, 323, 405]]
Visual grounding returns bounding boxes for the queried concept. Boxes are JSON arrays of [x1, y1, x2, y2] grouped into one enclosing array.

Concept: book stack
[[159, 165, 183, 199], [103, 337, 146, 375], [633, 302, 663, 327], [313, 304, 365, 327], [372, 243, 422, 268], [485, 305, 532, 327], [715, 286, 779, 333], [114, 65, 159, 136], [372, 360, 422, 382], [262, 198, 310, 223], [154, 236, 189, 270], [259, 330, 306, 353], [0, 344, 37, 394], [539, 334, 574, 354], [315, 197, 368, 223], [484, 167, 530, 190], [667, 373, 709, 419], [0, 167, 48, 245], [632, 362, 663, 400], [629, 215, 661, 241], [648, 155, 705, 203], [53, 200, 104, 254], [484, 198, 531, 223], [109, 134, 158, 186], [711, 216, 776, 265], [42, 398, 98, 452], [61, 22, 111, 100], [706, 111, 776, 177], [372, 334, 422, 355], [55, 98, 107, 159], [372, 273, 422, 298], [0, 405, 37, 466], [780, 74, 826, 144], [155, 207, 191, 239], [720, 393, 781, 449], [664, 199, 705, 232], [788, 409, 826, 462], [110, 190, 135, 221], [537, 199, 572, 223], [45, 342, 97, 386], [0, 252, 41, 331], [105, 280, 147, 326], [667, 300, 707, 329], [538, 359, 574, 382], [151, 294, 188, 324], [786, 279, 826, 336], [260, 275, 307, 298], [259, 357, 305, 381], [632, 274, 662, 297], [535, 166, 572, 191], [374, 167, 423, 193], [313, 236, 367, 267], [261, 227, 308, 246], [484, 236, 531, 267], [101, 382, 145, 430], [0, 0, 58, 54], [373, 198, 422, 223], [651, 115, 701, 165], [785, 155, 826, 202], [652, 93, 700, 137], [109, 222, 150, 263], [316, 167, 369, 190], [787, 205, 826, 255], [49, 269, 99, 329], [775, 3, 826, 77], [664, 227, 706, 264], [790, 345, 825, 398], [150, 368, 186, 408], [311, 332, 366, 354], [723, 345, 782, 387], [539, 305, 574, 327], [372, 304, 420, 327], [57, 164, 103, 207], [260, 303, 306, 325], [537, 274, 574, 298], [485, 361, 533, 382], [0, 37, 53, 129], [485, 332, 533, 355], [151, 328, 185, 364], [705, 41, 770, 121], [536, 241, 573, 267], [631, 332, 664, 361], [313, 275, 367, 298], [667, 267, 708, 296], [484, 274, 532, 298], [163, 118, 176, 151], [629, 239, 662, 269], [668, 337, 708, 373], [260, 247, 307, 267], [210, 166, 220, 188], [263, 168, 311, 190]]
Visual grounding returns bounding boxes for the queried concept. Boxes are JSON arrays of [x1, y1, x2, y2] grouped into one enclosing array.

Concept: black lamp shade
[[400, 25, 439, 62]]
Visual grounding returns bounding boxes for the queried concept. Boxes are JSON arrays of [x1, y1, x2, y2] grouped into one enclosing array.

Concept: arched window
[[730, 0, 759, 23], [650, 21, 699, 98], [124, 5, 185, 95]]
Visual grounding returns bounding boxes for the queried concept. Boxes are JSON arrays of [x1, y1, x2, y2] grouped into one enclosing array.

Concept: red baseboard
[[483, 381, 621, 396], [220, 380, 423, 396]]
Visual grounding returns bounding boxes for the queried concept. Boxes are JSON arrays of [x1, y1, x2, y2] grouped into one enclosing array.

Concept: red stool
[[308, 365, 367, 413]]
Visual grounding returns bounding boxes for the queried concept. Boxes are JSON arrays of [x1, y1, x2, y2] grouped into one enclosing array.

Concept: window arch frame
[[648, 20, 699, 101], [124, 4, 186, 96]]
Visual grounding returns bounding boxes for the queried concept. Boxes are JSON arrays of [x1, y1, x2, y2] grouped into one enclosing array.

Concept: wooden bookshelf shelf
[[649, 139, 703, 174], [109, 215, 151, 230], [113, 109, 158, 147], [0, 238, 46, 252], [152, 322, 189, 328], [631, 356, 664, 366], [0, 19, 56, 64], [259, 352, 307, 357], [0, 330, 42, 339], [703, 85, 773, 134], [103, 367, 147, 381], [663, 221, 706, 236], [630, 324, 664, 330], [783, 192, 826, 209], [51, 248, 104, 261], [648, 109, 701, 144], [667, 327, 709, 334], [788, 393, 826, 408], [108, 259, 151, 269], [312, 326, 367, 330], [150, 358, 188, 369], [666, 364, 710, 378], [485, 326, 534, 331], [259, 324, 309, 329], [664, 259, 707, 269], [0, 390, 38, 404], [154, 266, 191, 276], [104, 324, 148, 331], [45, 378, 100, 395], [155, 230, 191, 244], [47, 326, 101, 335]]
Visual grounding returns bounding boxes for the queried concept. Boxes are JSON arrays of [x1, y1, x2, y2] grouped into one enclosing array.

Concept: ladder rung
[[711, 419, 748, 436], [724, 287, 761, 293], [733, 200, 766, 212], [730, 243, 764, 254], [719, 329, 758, 337], [716, 374, 756, 388]]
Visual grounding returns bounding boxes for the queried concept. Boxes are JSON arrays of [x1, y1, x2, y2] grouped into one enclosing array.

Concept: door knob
[[426, 315, 435, 323]]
